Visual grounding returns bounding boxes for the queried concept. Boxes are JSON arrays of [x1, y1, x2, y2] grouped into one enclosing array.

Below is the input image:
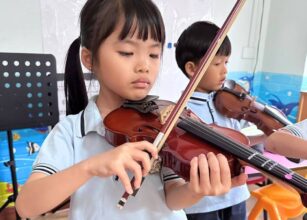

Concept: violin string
[[189, 119, 307, 188], [181, 117, 307, 190], [189, 118, 307, 189], [185, 118, 307, 189], [183, 117, 262, 158]]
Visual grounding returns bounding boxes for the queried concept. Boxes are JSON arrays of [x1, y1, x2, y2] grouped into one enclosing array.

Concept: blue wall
[[0, 128, 48, 206], [301, 75, 307, 91]]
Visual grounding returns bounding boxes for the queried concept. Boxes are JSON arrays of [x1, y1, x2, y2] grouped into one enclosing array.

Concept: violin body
[[104, 100, 246, 180], [214, 80, 291, 135], [104, 98, 307, 207]]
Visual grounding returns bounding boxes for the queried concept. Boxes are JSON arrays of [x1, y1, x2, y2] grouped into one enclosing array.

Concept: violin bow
[[117, 0, 247, 209]]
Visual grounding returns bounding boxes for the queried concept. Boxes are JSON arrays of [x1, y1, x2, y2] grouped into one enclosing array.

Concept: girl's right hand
[[85, 140, 158, 194]]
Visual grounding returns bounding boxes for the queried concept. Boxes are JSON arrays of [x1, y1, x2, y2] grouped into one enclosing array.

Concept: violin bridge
[[159, 105, 175, 124]]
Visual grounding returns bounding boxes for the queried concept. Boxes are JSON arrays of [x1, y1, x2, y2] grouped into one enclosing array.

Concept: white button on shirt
[[32, 96, 187, 220]]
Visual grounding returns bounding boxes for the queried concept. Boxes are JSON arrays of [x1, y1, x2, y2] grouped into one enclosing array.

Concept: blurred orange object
[[248, 183, 307, 220]]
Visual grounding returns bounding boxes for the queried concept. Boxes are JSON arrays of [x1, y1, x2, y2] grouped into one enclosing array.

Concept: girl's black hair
[[64, 0, 165, 115], [175, 21, 231, 78]]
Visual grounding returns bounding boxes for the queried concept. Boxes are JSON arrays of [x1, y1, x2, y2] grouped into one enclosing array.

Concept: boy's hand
[[85, 140, 158, 195]]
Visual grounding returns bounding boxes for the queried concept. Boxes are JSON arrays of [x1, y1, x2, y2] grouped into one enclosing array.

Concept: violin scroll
[[214, 80, 291, 135]]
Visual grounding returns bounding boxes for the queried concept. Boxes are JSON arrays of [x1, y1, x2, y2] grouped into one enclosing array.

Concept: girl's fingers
[[125, 161, 143, 189], [129, 141, 158, 176], [134, 141, 158, 160], [216, 154, 231, 188], [116, 169, 133, 194], [197, 154, 210, 188], [189, 156, 199, 191], [108, 141, 158, 193], [231, 173, 248, 187], [206, 152, 221, 186], [130, 149, 151, 176], [187, 153, 233, 196]]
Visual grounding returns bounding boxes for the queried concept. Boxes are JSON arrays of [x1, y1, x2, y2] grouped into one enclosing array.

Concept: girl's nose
[[135, 59, 149, 73]]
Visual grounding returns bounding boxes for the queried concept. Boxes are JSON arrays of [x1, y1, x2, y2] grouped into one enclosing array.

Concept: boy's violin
[[214, 80, 302, 163], [214, 79, 292, 136], [104, 96, 307, 207]]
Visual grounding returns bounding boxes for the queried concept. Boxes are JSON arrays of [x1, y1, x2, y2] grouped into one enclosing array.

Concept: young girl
[[175, 21, 249, 220], [265, 119, 307, 159], [15, 1, 242, 219]]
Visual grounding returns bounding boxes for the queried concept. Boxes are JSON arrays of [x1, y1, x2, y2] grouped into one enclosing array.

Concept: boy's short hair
[[175, 21, 231, 78]]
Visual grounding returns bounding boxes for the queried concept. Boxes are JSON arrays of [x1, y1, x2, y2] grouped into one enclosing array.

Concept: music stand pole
[[0, 130, 21, 219]]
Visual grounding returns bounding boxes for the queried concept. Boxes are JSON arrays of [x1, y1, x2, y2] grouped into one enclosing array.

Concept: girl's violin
[[214, 80, 292, 136], [104, 96, 307, 207], [104, 97, 246, 179]]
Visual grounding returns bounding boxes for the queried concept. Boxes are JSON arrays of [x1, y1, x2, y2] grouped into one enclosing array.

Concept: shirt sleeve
[[280, 119, 307, 140], [32, 117, 75, 175], [161, 167, 181, 183]]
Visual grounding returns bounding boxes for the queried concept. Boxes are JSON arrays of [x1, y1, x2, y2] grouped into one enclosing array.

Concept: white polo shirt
[[32, 96, 187, 220], [281, 119, 307, 139], [184, 91, 250, 214]]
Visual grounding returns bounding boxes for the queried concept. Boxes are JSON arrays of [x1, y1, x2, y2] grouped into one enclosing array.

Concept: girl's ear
[[184, 61, 197, 78], [81, 47, 92, 71]]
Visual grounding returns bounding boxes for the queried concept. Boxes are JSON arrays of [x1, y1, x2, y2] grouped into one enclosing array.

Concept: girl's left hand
[[187, 152, 232, 197]]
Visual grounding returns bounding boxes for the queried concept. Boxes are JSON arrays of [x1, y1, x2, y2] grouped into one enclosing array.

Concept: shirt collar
[[189, 91, 216, 105], [76, 95, 105, 138]]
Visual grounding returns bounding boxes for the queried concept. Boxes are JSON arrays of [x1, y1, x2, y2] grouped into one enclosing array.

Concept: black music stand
[[0, 52, 59, 219]]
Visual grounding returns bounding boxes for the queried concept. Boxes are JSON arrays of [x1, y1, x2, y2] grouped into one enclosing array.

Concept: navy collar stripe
[[190, 96, 208, 102], [81, 110, 85, 137]]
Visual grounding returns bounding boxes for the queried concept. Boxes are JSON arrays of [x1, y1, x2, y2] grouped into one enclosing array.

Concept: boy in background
[[175, 21, 249, 220]]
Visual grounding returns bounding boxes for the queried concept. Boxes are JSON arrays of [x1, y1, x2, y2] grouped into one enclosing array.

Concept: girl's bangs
[[118, 1, 165, 44]]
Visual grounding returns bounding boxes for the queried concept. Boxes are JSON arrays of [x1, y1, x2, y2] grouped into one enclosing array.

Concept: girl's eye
[[150, 54, 160, 59], [118, 51, 133, 56]]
